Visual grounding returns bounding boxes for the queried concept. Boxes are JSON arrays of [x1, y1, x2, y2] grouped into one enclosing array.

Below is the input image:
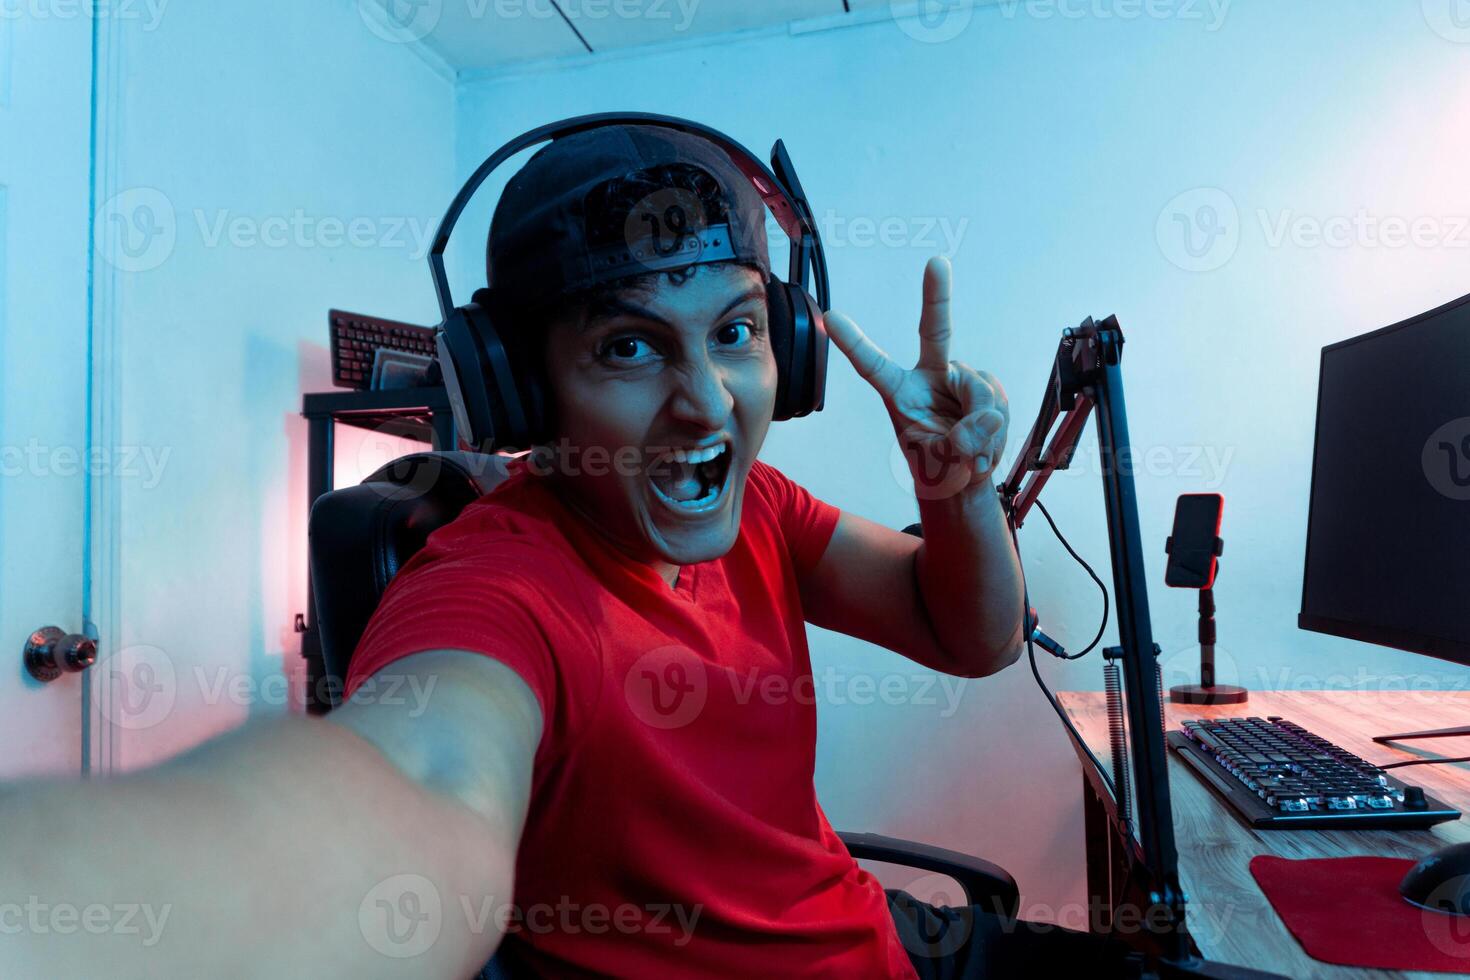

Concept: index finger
[[823, 310, 904, 399], [916, 255, 953, 371]]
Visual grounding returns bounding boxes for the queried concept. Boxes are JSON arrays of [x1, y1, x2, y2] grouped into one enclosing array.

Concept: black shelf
[[298, 385, 456, 714]]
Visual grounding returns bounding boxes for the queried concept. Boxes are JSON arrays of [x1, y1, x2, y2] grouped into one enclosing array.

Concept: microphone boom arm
[[999, 325, 1098, 528], [995, 316, 1280, 978]]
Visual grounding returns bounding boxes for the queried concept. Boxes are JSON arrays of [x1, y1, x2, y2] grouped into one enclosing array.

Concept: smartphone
[[1164, 493, 1224, 589]]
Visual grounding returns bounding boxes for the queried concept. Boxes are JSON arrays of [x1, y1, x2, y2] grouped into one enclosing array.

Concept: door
[[0, 14, 101, 779]]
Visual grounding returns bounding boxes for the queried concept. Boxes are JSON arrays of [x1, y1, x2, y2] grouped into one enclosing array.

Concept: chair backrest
[[307, 450, 515, 707]]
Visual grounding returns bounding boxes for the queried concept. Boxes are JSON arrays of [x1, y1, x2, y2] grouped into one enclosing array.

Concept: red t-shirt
[[344, 458, 917, 979]]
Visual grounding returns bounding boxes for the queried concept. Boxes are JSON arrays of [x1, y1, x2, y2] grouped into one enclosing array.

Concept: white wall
[[452, 1, 1470, 917], [99, 0, 455, 769]]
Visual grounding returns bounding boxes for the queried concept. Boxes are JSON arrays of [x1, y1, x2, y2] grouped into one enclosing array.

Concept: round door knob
[[24, 626, 98, 683]]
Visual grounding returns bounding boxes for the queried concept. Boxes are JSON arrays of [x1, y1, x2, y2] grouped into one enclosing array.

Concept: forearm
[[914, 482, 1025, 676], [0, 715, 509, 978]]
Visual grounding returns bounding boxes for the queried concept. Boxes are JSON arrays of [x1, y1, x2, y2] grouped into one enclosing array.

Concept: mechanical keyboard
[[1167, 716, 1460, 829], [330, 309, 437, 389]]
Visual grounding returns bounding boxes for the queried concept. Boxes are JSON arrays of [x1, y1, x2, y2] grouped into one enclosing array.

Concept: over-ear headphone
[[428, 112, 831, 454]]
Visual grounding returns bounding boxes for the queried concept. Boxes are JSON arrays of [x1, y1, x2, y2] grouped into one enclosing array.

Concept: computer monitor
[[1299, 291, 1470, 665]]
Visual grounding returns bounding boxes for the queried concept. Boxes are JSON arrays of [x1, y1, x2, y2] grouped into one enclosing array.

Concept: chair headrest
[[308, 451, 516, 704]]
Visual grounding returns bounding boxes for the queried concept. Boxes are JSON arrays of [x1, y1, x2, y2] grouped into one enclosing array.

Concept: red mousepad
[[1250, 854, 1470, 972]]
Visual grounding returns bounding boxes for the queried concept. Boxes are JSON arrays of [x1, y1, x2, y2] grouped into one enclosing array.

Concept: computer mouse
[[1401, 841, 1470, 915]]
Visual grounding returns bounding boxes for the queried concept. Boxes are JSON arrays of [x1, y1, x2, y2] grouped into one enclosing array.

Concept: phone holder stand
[[1166, 535, 1248, 705]]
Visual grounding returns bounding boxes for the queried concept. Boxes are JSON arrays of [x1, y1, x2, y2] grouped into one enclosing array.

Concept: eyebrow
[[581, 285, 767, 333]]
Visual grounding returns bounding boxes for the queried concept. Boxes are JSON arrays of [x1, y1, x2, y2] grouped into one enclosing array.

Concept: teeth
[[664, 442, 728, 465], [647, 441, 730, 514]]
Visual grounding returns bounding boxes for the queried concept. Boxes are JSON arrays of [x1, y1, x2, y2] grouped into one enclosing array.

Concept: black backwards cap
[[486, 124, 772, 307]]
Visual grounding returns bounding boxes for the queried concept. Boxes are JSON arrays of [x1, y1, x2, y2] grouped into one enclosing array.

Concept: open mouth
[[647, 441, 733, 515]]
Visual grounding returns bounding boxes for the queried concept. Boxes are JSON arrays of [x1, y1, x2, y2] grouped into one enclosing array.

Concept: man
[[0, 124, 1128, 978], [336, 125, 1126, 977]]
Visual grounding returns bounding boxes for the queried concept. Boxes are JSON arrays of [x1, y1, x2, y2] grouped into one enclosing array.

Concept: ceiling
[[359, 0, 925, 74]]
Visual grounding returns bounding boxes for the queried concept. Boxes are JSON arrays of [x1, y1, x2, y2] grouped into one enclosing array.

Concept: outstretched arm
[[0, 648, 540, 978]]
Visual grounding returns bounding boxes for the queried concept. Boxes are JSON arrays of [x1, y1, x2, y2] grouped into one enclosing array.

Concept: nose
[[669, 355, 733, 432]]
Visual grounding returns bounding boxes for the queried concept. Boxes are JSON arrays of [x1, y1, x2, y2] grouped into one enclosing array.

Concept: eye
[[715, 321, 755, 347], [598, 335, 657, 363]]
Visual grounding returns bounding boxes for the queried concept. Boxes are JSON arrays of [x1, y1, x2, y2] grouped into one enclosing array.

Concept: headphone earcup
[[435, 300, 546, 453], [765, 276, 795, 420], [765, 277, 828, 421]]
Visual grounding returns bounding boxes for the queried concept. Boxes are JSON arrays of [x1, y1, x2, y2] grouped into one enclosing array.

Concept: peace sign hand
[[824, 256, 1009, 501]]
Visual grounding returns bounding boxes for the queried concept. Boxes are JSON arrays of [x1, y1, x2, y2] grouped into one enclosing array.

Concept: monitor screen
[[1299, 292, 1470, 664]]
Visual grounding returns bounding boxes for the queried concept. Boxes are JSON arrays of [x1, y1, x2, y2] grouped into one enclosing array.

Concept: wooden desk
[[1057, 690, 1470, 979]]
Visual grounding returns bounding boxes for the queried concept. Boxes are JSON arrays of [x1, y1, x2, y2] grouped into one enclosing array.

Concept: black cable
[[1007, 513, 1118, 800], [1380, 755, 1470, 770], [1012, 500, 1168, 962], [1032, 499, 1109, 659], [548, 0, 593, 52]]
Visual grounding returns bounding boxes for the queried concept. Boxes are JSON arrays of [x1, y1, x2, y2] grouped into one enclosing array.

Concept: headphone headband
[[427, 111, 829, 321]]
